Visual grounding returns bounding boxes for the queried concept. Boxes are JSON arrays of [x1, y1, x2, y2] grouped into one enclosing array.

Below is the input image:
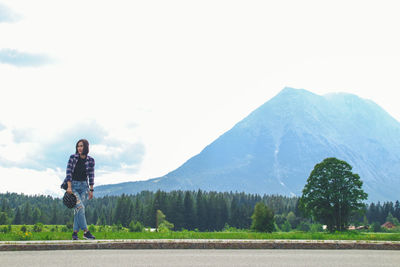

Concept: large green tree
[[299, 157, 368, 231]]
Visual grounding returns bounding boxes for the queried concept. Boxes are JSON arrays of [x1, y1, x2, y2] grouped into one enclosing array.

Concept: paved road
[[1, 249, 400, 267]]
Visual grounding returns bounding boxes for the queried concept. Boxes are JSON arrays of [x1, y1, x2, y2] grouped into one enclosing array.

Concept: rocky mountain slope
[[96, 88, 400, 201]]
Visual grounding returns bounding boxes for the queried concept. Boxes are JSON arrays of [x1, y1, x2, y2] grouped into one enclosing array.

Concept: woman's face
[[77, 141, 84, 155]]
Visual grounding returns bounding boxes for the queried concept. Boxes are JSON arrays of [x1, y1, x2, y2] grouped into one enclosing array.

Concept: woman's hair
[[75, 139, 89, 155]]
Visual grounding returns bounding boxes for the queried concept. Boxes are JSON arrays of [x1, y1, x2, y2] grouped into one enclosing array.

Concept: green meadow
[[1, 225, 400, 242]]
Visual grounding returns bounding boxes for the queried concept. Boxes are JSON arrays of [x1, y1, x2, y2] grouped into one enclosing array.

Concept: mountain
[[96, 87, 400, 201]]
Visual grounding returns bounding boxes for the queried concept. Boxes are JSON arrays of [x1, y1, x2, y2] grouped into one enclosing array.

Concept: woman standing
[[64, 139, 96, 240]]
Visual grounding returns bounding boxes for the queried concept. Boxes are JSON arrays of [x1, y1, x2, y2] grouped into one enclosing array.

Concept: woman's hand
[[66, 181, 72, 194], [88, 191, 93, 200]]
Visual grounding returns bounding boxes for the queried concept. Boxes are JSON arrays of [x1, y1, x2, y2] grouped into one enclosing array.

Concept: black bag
[[63, 192, 77, 209]]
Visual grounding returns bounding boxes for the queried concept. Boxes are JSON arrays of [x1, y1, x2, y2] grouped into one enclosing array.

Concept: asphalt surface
[[1, 249, 400, 267]]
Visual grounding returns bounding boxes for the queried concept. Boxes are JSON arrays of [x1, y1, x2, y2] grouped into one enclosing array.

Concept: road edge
[[1, 239, 400, 251]]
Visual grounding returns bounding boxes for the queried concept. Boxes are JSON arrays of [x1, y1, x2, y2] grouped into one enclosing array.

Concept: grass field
[[1, 225, 400, 241]]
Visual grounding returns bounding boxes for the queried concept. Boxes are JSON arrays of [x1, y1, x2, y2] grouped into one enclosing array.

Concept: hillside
[[96, 88, 400, 201]]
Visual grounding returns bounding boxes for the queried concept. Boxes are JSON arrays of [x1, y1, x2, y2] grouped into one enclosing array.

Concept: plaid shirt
[[64, 154, 95, 186]]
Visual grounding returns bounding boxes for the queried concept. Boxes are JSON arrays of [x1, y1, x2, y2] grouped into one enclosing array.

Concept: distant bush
[[20, 225, 27, 233], [274, 214, 286, 228], [66, 221, 73, 230], [297, 221, 311, 232], [223, 224, 239, 232], [286, 212, 298, 229], [89, 224, 96, 233], [281, 220, 292, 232], [129, 221, 144, 232], [158, 221, 174, 233], [99, 225, 113, 232], [251, 202, 274, 233], [0, 225, 10, 233], [370, 222, 382, 232], [310, 223, 323, 232], [112, 224, 123, 232], [33, 223, 43, 232]]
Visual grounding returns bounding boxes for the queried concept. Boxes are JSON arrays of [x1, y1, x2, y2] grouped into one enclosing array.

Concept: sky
[[1, 0, 400, 197]]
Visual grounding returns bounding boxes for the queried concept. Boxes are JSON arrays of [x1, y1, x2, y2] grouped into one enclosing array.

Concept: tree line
[[0, 191, 399, 230]]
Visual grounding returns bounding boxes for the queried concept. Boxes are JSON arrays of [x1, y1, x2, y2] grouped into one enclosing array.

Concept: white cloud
[[0, 3, 21, 23], [0, 167, 64, 197], [0, 48, 53, 67], [1, 0, 400, 196]]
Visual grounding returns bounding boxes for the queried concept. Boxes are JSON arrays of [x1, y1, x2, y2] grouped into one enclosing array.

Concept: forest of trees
[[1, 191, 399, 231]]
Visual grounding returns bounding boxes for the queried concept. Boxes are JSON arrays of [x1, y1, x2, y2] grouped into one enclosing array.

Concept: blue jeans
[[71, 181, 89, 232]]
